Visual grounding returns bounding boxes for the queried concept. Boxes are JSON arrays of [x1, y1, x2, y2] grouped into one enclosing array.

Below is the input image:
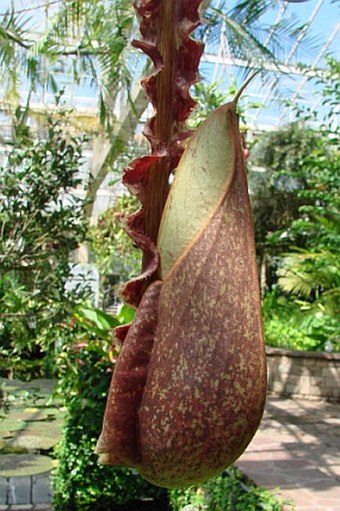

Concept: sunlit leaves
[[0, 0, 134, 119], [0, 9, 32, 103], [278, 249, 339, 298], [0, 108, 88, 273]]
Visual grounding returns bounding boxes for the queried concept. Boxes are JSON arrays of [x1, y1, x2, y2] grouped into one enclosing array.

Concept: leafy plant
[[262, 290, 339, 352], [276, 246, 340, 351], [189, 80, 261, 131], [169, 467, 283, 511], [278, 248, 339, 302], [273, 60, 339, 350], [0, 103, 89, 378], [89, 193, 142, 307], [249, 123, 320, 247], [52, 323, 165, 510], [252, 59, 340, 351]]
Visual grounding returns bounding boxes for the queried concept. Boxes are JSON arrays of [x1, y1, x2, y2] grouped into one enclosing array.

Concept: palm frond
[[199, 0, 320, 77], [278, 269, 316, 297], [0, 9, 31, 50], [229, 0, 276, 25], [278, 248, 340, 298], [0, 0, 134, 120], [0, 9, 35, 102]]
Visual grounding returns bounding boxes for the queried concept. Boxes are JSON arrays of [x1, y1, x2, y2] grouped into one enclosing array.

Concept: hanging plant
[[96, 0, 266, 489]]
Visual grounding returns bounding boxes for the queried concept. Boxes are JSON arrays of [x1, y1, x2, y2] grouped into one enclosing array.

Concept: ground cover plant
[[169, 467, 283, 511]]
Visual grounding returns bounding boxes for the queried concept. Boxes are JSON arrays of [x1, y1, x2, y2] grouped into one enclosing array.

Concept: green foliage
[[251, 58, 339, 258], [189, 82, 232, 128], [250, 122, 320, 255], [253, 59, 340, 351], [0, 105, 89, 378], [169, 467, 283, 511], [0, 107, 87, 273], [199, 0, 316, 76], [0, 275, 34, 375], [0, 0, 134, 120], [189, 80, 261, 130], [278, 248, 339, 304], [52, 329, 165, 511], [272, 60, 340, 349], [89, 193, 142, 307], [74, 303, 120, 335], [262, 290, 340, 352], [90, 194, 142, 279], [260, 59, 339, 251], [263, 292, 319, 352]]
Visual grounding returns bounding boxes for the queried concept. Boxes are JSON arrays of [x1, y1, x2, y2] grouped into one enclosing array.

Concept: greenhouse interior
[[0, 1, 339, 510]]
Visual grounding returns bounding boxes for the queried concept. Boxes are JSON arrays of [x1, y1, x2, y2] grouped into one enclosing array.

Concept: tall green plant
[[0, 104, 89, 377], [0, 0, 316, 220], [256, 58, 340, 351]]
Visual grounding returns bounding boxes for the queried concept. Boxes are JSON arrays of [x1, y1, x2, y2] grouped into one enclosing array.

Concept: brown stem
[[122, 0, 204, 307], [142, 2, 177, 268]]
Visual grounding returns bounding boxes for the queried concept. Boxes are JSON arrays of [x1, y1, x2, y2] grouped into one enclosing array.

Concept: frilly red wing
[[96, 281, 162, 466], [120, 0, 204, 309]]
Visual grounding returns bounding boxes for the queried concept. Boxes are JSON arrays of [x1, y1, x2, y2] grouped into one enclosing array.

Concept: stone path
[[1, 380, 339, 510], [237, 396, 340, 511]]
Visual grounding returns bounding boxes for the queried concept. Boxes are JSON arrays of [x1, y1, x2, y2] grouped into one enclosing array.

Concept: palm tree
[[0, 0, 315, 217], [0, 0, 145, 216]]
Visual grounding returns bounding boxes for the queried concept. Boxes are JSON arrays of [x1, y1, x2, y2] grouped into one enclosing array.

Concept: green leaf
[[76, 306, 119, 330], [116, 304, 135, 325]]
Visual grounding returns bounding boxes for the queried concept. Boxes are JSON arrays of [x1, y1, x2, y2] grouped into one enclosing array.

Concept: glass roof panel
[[0, 0, 339, 129]]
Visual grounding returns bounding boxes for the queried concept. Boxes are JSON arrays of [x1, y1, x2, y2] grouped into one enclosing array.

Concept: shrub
[[0, 104, 89, 379], [262, 290, 340, 352], [52, 316, 167, 510], [169, 467, 283, 511]]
